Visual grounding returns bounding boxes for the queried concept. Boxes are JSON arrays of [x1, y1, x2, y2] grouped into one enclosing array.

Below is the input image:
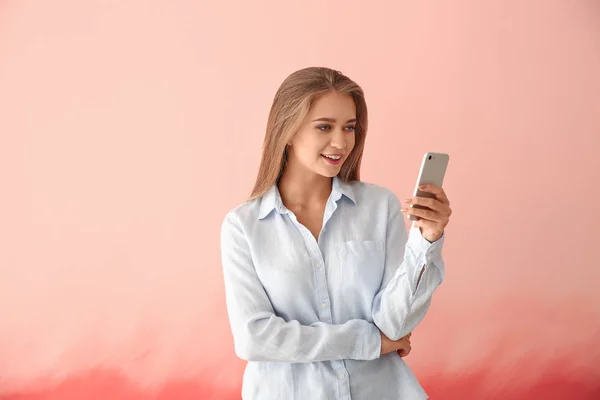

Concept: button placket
[[288, 212, 333, 324], [315, 256, 332, 322]]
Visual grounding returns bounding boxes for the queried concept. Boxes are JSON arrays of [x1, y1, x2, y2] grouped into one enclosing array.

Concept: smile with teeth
[[322, 155, 342, 160]]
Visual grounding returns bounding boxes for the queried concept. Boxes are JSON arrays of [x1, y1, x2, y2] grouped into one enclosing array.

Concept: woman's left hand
[[401, 184, 452, 243], [397, 332, 412, 358]]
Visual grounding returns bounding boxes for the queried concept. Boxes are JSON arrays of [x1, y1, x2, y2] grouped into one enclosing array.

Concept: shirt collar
[[332, 175, 356, 205], [258, 184, 282, 220], [258, 176, 356, 220]]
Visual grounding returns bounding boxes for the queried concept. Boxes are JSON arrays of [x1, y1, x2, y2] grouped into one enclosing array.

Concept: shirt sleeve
[[221, 211, 382, 363], [371, 192, 445, 340]]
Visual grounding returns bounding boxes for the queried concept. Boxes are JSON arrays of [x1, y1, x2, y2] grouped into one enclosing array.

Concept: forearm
[[416, 265, 426, 290], [372, 257, 444, 340], [232, 314, 382, 363]]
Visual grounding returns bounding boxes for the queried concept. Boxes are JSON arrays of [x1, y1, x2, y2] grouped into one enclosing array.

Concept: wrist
[[420, 227, 443, 243]]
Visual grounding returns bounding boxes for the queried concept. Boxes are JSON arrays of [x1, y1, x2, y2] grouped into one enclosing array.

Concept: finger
[[401, 206, 444, 222], [398, 347, 411, 357], [413, 217, 445, 232], [418, 184, 450, 206], [404, 197, 448, 214]]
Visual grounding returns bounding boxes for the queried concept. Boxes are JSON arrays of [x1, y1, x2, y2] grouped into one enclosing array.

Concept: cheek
[[294, 139, 323, 162], [296, 131, 324, 149], [308, 136, 330, 155], [348, 134, 356, 151]]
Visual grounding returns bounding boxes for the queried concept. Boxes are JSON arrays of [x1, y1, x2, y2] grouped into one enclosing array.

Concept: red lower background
[[2, 363, 599, 400], [2, 374, 598, 400]]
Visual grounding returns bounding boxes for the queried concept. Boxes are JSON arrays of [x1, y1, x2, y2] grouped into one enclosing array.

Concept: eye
[[316, 125, 331, 131], [345, 125, 356, 132]]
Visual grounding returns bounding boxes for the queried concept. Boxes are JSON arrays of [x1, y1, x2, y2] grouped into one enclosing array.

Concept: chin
[[320, 171, 338, 178], [307, 158, 345, 178], [316, 167, 342, 178]]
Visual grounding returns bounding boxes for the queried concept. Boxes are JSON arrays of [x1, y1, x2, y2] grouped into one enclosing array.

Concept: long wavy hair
[[248, 67, 368, 201]]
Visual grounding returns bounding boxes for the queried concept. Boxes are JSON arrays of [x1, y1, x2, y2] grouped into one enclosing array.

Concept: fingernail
[[403, 198, 412, 203], [419, 185, 427, 190]]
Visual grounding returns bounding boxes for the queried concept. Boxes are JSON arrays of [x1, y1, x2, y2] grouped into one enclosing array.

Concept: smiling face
[[287, 91, 357, 179]]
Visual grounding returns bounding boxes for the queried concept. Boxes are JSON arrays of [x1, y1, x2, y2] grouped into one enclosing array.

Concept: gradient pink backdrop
[[1, 0, 599, 399]]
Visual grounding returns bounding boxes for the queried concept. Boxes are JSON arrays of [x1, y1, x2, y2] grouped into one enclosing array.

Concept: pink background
[[1, 0, 599, 398]]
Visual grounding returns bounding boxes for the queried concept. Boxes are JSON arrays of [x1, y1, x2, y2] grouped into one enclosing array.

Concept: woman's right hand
[[380, 331, 412, 356]]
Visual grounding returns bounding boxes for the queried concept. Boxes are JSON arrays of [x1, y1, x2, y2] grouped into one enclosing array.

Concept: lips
[[321, 154, 343, 165]]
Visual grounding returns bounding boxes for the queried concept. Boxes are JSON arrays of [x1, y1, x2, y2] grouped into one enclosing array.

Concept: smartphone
[[408, 152, 449, 221]]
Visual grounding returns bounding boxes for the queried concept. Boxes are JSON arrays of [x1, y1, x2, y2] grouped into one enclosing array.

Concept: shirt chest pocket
[[338, 240, 385, 294]]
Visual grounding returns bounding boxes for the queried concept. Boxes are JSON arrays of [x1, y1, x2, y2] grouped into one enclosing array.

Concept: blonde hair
[[248, 67, 368, 201]]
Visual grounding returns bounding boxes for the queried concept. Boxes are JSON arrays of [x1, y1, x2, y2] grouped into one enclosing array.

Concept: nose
[[330, 128, 347, 150]]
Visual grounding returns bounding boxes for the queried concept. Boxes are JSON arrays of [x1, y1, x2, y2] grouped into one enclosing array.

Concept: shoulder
[[349, 180, 401, 209], [221, 197, 262, 232]]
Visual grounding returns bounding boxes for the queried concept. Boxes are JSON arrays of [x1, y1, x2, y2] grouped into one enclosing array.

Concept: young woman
[[220, 67, 451, 399]]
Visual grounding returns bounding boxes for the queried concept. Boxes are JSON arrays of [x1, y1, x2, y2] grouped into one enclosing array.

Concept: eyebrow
[[312, 117, 357, 123]]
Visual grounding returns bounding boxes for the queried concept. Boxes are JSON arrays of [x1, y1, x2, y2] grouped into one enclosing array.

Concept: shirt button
[[339, 372, 345, 379], [316, 262, 322, 269], [320, 301, 327, 309]]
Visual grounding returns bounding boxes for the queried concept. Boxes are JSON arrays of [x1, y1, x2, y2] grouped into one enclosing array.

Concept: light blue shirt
[[220, 176, 445, 400]]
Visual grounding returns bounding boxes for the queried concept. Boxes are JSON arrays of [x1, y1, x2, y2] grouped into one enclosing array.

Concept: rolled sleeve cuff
[[407, 224, 445, 265], [351, 322, 381, 360]]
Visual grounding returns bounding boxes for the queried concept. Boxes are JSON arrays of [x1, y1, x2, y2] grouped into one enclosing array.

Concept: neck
[[278, 166, 332, 209]]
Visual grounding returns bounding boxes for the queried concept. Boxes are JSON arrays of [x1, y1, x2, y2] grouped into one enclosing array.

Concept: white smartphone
[[408, 152, 449, 221]]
